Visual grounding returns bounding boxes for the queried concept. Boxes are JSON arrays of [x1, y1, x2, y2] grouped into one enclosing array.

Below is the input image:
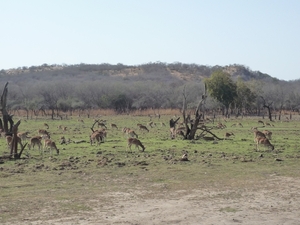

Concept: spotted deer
[[127, 138, 145, 152]]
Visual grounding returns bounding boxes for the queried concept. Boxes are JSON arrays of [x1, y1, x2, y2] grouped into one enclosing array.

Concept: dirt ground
[[6, 176, 299, 225]]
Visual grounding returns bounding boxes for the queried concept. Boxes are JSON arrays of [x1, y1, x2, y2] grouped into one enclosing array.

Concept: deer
[[231, 123, 243, 127], [98, 122, 107, 129], [17, 131, 30, 142], [127, 137, 145, 152], [123, 127, 138, 138], [38, 129, 50, 138], [110, 123, 118, 129], [262, 130, 272, 140], [138, 124, 149, 132], [28, 136, 43, 151], [224, 132, 235, 140], [90, 131, 105, 146], [6, 135, 23, 150], [43, 138, 60, 155], [252, 127, 267, 142], [256, 137, 274, 151]]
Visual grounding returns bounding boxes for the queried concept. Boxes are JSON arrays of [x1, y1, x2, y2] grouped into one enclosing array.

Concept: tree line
[[1, 63, 300, 120]]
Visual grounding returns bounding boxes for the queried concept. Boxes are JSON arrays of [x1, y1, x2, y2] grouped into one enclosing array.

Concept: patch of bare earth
[[4, 176, 299, 225]]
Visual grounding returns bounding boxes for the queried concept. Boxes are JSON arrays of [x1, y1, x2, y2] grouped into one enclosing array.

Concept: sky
[[1, 0, 300, 81]]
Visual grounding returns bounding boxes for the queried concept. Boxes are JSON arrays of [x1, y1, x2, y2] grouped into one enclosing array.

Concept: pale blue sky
[[1, 0, 299, 81]]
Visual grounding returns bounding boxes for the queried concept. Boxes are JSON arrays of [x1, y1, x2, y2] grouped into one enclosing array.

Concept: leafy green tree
[[205, 70, 237, 116], [235, 79, 257, 115]]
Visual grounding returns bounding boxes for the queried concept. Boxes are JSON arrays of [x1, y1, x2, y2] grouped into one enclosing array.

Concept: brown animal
[[127, 138, 145, 152], [231, 123, 243, 127], [262, 130, 272, 140], [138, 125, 149, 132], [98, 122, 107, 129], [123, 128, 138, 138], [43, 139, 59, 155], [17, 131, 30, 142], [90, 131, 105, 145], [28, 136, 43, 151], [38, 129, 50, 138], [6, 135, 23, 149], [224, 132, 235, 140], [256, 137, 274, 151], [252, 128, 267, 142], [110, 123, 118, 129]]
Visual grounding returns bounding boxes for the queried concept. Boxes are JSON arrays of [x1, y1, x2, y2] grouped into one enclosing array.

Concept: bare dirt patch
[[3, 176, 299, 225]]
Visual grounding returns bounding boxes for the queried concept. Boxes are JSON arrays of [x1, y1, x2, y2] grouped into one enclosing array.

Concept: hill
[[0, 62, 276, 85]]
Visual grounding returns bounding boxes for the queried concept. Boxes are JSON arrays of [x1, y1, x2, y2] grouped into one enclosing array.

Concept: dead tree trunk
[[10, 120, 25, 159], [260, 96, 273, 121], [181, 83, 209, 140], [1, 82, 14, 133]]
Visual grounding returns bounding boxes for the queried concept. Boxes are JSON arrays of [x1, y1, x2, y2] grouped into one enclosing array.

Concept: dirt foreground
[[7, 176, 299, 225]]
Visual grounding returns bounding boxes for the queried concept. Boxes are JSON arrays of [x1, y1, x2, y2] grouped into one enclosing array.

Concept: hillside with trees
[[0, 62, 299, 119]]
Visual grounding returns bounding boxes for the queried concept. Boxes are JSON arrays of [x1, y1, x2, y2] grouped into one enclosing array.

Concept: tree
[[205, 70, 237, 117], [235, 79, 257, 116]]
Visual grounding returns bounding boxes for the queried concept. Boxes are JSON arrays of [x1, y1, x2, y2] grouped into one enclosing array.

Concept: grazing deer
[[224, 132, 235, 140], [123, 128, 138, 138], [110, 123, 118, 129], [262, 130, 272, 140], [258, 120, 265, 126], [256, 137, 274, 151], [28, 136, 43, 151], [17, 131, 30, 142], [90, 131, 105, 145], [43, 139, 59, 155], [98, 122, 107, 129], [217, 122, 226, 129], [138, 124, 149, 132], [38, 129, 50, 138], [127, 138, 145, 152], [231, 123, 243, 127], [148, 121, 156, 128]]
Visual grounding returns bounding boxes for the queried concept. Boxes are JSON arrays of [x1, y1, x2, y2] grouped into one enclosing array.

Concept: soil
[[5, 176, 299, 225]]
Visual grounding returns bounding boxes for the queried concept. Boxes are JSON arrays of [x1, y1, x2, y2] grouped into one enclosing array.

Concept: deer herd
[[2, 117, 278, 157]]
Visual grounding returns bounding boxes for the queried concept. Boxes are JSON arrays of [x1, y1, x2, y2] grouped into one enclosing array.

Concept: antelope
[[148, 121, 156, 128], [252, 127, 267, 142], [44, 123, 49, 129], [43, 138, 59, 155], [90, 131, 104, 146], [224, 132, 235, 140], [138, 124, 149, 132], [6, 135, 23, 149], [217, 122, 226, 129], [78, 119, 84, 123], [127, 137, 145, 152], [262, 130, 272, 140], [28, 136, 43, 151], [38, 129, 50, 138], [231, 123, 243, 127], [110, 123, 118, 129], [123, 128, 138, 138], [17, 131, 30, 142], [98, 122, 107, 129], [258, 120, 265, 125], [256, 137, 274, 151]]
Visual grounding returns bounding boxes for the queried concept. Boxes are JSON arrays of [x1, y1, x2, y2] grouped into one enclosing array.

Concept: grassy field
[[1, 113, 300, 224]]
